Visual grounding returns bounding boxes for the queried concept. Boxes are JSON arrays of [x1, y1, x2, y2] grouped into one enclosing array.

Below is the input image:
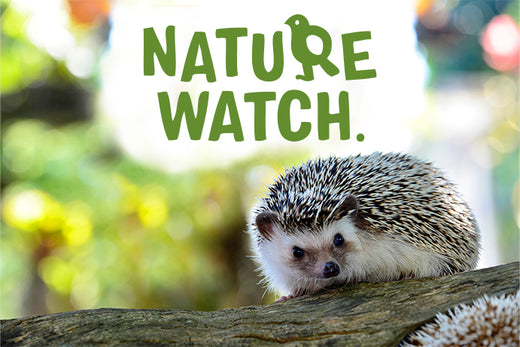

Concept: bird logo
[[285, 14, 340, 81]]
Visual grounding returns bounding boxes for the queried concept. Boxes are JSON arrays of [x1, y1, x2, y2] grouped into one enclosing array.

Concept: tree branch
[[2, 262, 518, 346]]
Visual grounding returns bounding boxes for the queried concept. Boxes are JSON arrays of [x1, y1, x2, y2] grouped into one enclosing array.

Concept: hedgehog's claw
[[276, 294, 297, 301]]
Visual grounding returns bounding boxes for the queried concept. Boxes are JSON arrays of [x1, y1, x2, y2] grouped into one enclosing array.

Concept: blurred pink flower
[[481, 14, 520, 72]]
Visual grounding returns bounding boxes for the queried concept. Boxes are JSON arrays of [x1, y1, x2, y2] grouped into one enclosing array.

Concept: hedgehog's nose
[[323, 262, 340, 278]]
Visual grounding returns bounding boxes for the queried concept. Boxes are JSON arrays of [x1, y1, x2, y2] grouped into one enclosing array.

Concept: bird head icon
[[285, 14, 309, 28]]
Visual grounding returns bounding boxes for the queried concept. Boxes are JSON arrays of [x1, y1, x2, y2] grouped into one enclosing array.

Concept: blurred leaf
[[1, 5, 53, 93]]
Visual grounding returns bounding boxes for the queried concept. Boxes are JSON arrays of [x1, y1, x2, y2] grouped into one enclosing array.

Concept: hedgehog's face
[[282, 219, 361, 294], [253, 198, 361, 296]]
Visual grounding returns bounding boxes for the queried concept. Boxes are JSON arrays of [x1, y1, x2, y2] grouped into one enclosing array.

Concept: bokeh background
[[1, 0, 519, 319]]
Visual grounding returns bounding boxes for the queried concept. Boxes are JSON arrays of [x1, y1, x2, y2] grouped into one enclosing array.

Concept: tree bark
[[2, 262, 518, 346]]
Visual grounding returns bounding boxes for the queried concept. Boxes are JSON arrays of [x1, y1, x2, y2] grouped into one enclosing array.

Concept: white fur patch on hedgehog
[[401, 291, 519, 347]]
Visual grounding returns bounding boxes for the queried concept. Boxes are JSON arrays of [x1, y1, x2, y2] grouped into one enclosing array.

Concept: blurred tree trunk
[[2, 262, 518, 346]]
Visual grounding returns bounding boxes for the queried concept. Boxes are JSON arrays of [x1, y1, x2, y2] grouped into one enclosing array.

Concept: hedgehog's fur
[[248, 152, 480, 297], [401, 291, 519, 346]]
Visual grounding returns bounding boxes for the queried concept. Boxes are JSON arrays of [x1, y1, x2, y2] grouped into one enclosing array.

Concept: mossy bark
[[2, 262, 518, 346]]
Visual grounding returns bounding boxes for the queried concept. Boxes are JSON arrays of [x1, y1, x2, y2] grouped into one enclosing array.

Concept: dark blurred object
[[1, 79, 93, 126]]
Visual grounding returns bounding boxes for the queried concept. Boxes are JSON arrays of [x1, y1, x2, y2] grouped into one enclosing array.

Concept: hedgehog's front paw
[[276, 295, 296, 302], [276, 289, 305, 301]]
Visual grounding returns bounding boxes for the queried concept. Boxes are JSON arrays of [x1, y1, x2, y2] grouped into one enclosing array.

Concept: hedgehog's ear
[[255, 212, 278, 241], [333, 195, 358, 219]]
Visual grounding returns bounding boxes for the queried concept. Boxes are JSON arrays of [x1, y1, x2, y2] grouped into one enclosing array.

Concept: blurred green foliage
[[493, 148, 520, 262], [1, 118, 307, 318], [1, 1, 53, 94]]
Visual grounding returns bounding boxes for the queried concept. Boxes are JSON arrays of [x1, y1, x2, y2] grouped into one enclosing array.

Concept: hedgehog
[[248, 152, 480, 299], [401, 291, 519, 346]]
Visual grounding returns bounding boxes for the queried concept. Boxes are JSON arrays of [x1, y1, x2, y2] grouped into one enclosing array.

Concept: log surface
[[2, 262, 518, 346]]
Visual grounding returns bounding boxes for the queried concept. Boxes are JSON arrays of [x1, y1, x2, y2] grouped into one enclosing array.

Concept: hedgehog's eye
[[333, 233, 344, 247], [292, 247, 304, 258]]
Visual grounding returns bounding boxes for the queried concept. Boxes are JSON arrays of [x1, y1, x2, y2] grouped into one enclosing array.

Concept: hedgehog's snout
[[323, 262, 340, 278]]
